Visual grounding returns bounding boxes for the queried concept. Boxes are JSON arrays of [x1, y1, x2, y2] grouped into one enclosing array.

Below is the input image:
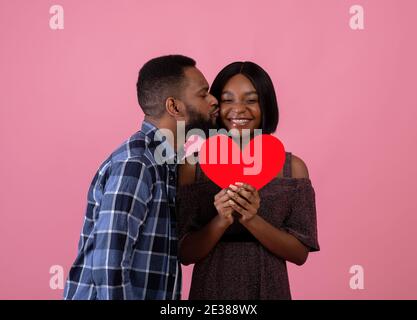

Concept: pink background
[[1, 0, 416, 299]]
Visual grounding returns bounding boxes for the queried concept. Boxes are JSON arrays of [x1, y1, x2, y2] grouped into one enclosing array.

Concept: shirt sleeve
[[282, 179, 320, 252], [91, 159, 152, 299]]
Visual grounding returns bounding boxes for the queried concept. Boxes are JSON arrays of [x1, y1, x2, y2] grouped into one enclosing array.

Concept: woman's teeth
[[230, 119, 250, 125]]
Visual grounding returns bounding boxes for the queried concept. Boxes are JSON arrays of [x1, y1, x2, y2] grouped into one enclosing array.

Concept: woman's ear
[[165, 97, 186, 119]]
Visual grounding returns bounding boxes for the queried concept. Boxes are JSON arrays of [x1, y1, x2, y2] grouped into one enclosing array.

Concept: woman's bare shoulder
[[291, 154, 310, 179]]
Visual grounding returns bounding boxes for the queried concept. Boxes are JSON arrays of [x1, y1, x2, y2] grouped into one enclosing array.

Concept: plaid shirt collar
[[141, 120, 177, 168]]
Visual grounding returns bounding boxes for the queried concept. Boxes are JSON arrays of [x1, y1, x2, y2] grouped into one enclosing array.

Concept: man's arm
[[91, 159, 152, 299]]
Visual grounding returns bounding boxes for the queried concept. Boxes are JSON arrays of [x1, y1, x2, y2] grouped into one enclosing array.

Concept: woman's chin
[[226, 126, 253, 138]]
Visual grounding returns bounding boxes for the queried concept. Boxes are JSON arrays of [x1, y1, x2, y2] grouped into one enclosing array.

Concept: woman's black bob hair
[[209, 61, 279, 134]]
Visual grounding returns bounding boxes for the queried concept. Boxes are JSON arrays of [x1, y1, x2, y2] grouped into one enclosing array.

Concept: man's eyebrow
[[197, 85, 209, 93]]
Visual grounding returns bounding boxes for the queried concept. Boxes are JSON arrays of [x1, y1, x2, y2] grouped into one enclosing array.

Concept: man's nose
[[209, 94, 218, 106]]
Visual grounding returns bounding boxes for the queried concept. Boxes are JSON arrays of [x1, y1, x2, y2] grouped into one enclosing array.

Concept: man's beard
[[184, 104, 217, 138]]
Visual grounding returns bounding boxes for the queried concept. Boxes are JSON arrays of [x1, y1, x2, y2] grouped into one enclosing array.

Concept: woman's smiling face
[[219, 74, 262, 136]]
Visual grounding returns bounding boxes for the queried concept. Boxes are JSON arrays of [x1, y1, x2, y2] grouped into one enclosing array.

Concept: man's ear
[[165, 97, 185, 119]]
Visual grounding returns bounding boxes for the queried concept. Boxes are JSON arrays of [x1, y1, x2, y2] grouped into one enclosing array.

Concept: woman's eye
[[221, 99, 233, 103], [246, 100, 258, 104]]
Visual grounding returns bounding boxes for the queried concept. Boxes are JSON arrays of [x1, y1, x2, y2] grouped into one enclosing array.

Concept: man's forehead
[[184, 67, 208, 88]]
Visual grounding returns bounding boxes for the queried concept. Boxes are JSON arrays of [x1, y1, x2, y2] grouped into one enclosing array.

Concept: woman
[[176, 61, 320, 300]]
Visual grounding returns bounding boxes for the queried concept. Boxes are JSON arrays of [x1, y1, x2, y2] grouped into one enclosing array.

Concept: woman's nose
[[230, 101, 247, 112]]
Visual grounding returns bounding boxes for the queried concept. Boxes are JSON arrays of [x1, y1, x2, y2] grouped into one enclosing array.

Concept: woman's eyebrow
[[221, 90, 258, 96]]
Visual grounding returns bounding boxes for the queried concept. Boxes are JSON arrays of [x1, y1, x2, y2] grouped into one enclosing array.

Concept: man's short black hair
[[137, 55, 196, 117], [210, 61, 279, 134]]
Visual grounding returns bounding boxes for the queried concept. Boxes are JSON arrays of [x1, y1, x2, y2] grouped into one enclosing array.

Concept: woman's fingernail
[[235, 182, 243, 186], [226, 189, 234, 195], [229, 184, 238, 190]]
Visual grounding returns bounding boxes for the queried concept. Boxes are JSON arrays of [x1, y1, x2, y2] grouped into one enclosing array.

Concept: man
[[64, 55, 219, 300]]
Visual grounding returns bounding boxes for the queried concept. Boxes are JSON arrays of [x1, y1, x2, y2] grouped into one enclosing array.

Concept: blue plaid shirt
[[64, 121, 181, 300]]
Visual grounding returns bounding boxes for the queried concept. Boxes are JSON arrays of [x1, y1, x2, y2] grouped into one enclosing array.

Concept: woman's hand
[[214, 189, 234, 227], [226, 182, 260, 224]]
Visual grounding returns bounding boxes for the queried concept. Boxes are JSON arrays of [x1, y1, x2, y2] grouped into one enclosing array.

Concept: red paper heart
[[199, 134, 285, 190]]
